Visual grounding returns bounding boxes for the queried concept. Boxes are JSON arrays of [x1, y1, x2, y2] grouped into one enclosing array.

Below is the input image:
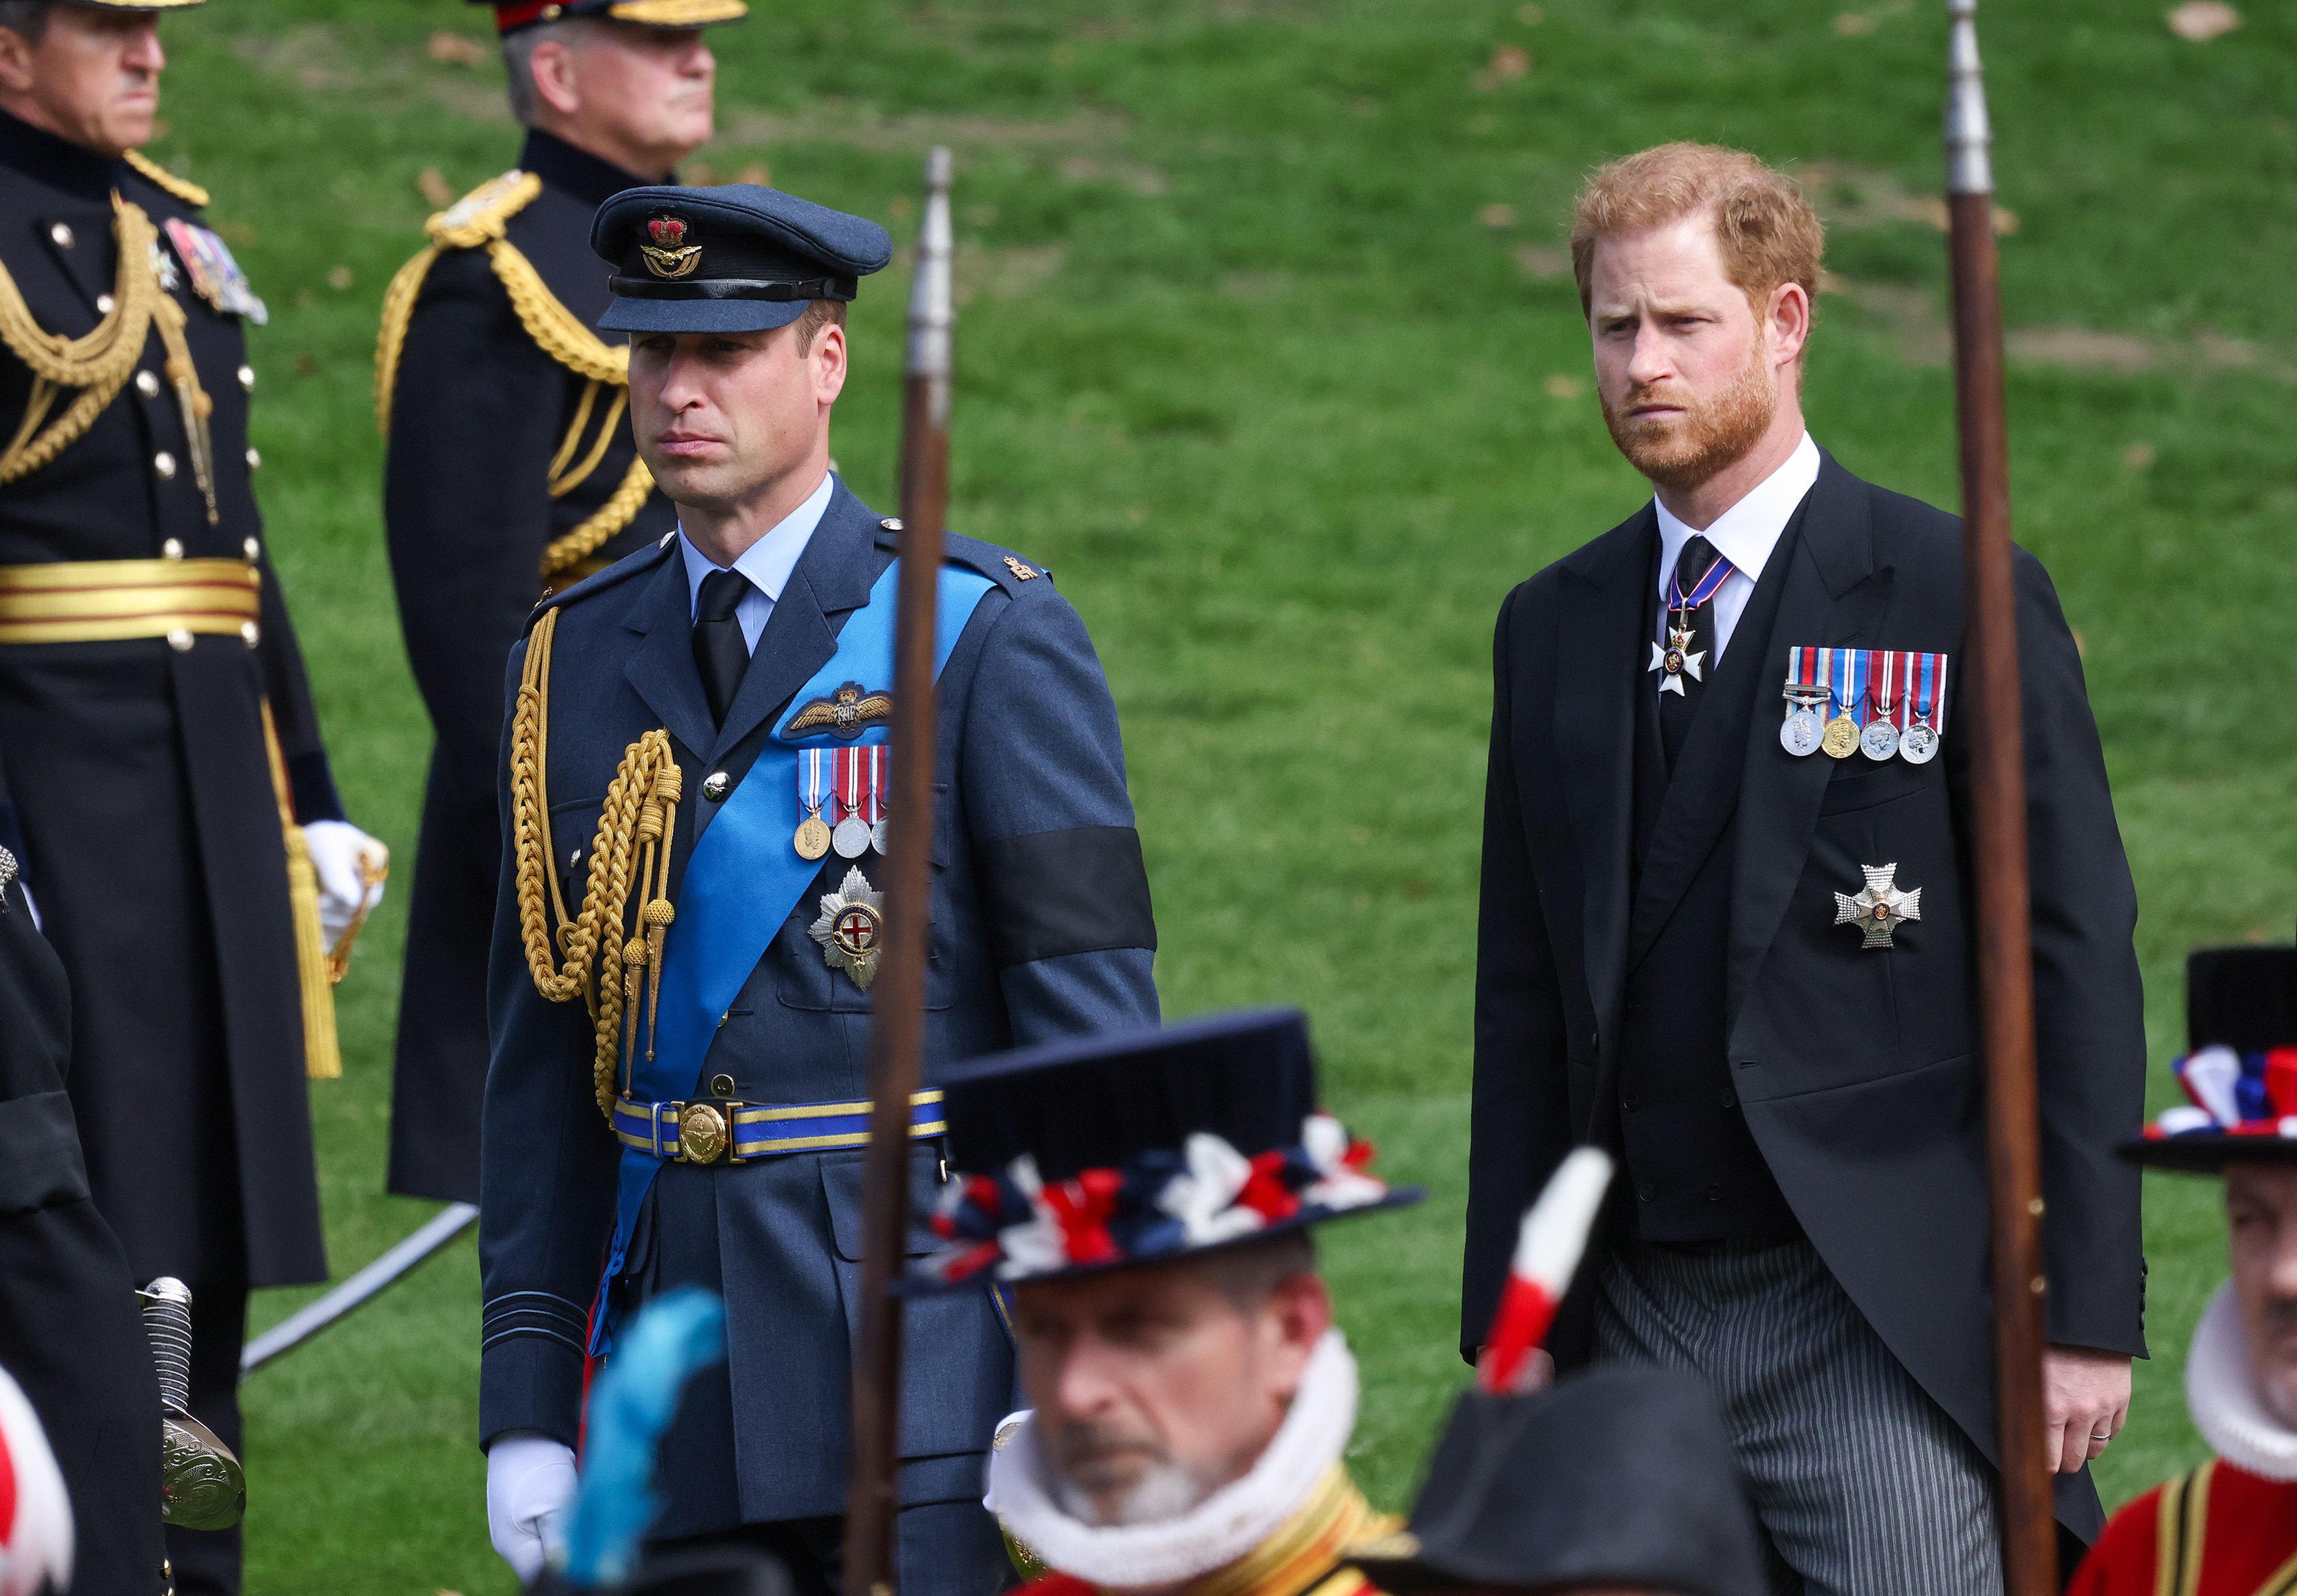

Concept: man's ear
[[811, 322, 849, 406], [0, 27, 38, 97], [1768, 279, 1812, 367], [528, 35, 582, 117]]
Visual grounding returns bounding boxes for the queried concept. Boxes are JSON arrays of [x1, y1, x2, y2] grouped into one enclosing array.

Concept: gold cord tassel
[[261, 701, 340, 1080]]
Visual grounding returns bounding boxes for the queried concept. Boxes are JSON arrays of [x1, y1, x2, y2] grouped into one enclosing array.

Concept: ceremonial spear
[[1943, 4, 2055, 1589], [845, 145, 957, 1596]]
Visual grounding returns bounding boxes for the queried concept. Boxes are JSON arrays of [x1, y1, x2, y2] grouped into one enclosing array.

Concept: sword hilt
[[140, 1276, 195, 1416]]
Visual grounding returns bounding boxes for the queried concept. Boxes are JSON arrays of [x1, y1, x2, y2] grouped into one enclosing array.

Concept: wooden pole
[[843, 145, 955, 1596], [1943, 6, 2055, 1591]]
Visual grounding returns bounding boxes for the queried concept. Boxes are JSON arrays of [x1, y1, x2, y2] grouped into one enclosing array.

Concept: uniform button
[[136, 369, 161, 398], [237, 364, 256, 392], [1636, 1182, 1655, 1203], [1719, 1087, 1737, 1108], [1621, 1093, 1640, 1113], [166, 628, 193, 652], [154, 451, 176, 478], [709, 1074, 736, 1097], [1705, 1182, 1721, 1203], [244, 447, 261, 470], [161, 537, 184, 560], [48, 221, 73, 249], [1589, 1029, 1600, 1050], [240, 621, 260, 648], [881, 517, 902, 531], [702, 770, 731, 802], [95, 292, 114, 315], [243, 537, 260, 561]]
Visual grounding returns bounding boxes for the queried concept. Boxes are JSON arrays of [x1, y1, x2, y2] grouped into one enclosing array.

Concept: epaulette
[[123, 149, 209, 209], [940, 527, 1052, 597], [523, 530, 678, 635], [426, 169, 544, 250]]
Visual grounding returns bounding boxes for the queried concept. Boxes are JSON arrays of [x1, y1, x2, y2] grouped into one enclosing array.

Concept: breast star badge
[[1647, 618, 1705, 697], [1834, 862, 1921, 949], [809, 866, 886, 991]]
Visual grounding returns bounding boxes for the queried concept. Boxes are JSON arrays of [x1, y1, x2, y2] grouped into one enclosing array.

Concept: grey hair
[[0, 1, 52, 44], [501, 17, 590, 126]]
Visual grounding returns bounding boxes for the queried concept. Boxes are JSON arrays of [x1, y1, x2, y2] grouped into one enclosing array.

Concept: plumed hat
[[2123, 946, 2297, 1174]]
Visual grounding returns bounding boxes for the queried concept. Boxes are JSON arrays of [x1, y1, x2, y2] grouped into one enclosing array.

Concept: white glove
[[486, 1432, 577, 1582], [302, 819, 386, 943]]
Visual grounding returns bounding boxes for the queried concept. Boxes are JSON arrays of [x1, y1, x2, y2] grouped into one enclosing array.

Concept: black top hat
[[1347, 1370, 1766, 1596], [475, 0, 747, 38], [2122, 946, 2297, 1174], [591, 185, 893, 336], [907, 1009, 1420, 1292]]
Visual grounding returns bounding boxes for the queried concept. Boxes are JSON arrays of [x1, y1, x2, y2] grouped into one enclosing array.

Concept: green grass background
[[133, 0, 2297, 1585]]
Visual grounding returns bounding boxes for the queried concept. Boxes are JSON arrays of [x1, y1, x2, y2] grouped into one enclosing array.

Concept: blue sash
[[594, 559, 994, 1350]]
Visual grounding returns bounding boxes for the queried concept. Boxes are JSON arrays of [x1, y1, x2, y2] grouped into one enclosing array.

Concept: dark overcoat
[[1461, 452, 2146, 1541], [383, 129, 677, 1204], [0, 108, 337, 1288], [478, 481, 1159, 1543]]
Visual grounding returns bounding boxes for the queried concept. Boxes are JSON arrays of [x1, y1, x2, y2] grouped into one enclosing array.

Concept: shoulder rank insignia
[[125, 149, 210, 209], [1003, 556, 1039, 581], [783, 680, 892, 740], [426, 169, 543, 249]]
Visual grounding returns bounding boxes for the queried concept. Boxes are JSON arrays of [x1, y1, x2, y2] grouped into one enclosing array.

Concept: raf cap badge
[[641, 215, 701, 279], [1834, 862, 1922, 949], [809, 866, 885, 991], [785, 681, 893, 740]]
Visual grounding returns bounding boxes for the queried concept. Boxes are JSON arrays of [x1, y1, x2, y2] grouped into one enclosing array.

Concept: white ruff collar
[[2186, 1281, 2297, 1483], [987, 1329, 1358, 1591]]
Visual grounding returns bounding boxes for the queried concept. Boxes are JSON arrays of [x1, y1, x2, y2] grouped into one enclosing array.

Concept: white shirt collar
[[680, 469, 837, 619], [1652, 431, 1820, 598]]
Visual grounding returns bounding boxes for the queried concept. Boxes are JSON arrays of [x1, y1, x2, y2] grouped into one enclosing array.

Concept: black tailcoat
[[0, 858, 168, 1596], [383, 129, 676, 1203], [1462, 453, 2146, 1540], [0, 110, 337, 1287]]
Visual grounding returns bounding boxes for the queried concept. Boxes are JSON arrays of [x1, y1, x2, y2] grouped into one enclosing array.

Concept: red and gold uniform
[[2069, 1461, 2297, 1596]]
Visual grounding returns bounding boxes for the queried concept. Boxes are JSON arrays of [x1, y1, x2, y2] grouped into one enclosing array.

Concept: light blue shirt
[[679, 470, 837, 655]]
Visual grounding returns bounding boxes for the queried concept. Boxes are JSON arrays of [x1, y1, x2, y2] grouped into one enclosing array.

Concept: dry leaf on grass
[[2120, 442, 2156, 471], [2166, 2, 2241, 41], [416, 167, 454, 207], [426, 30, 488, 65], [733, 162, 771, 187], [1514, 245, 1569, 279], [1475, 43, 1531, 90], [1834, 12, 1879, 36], [1543, 374, 1584, 400], [326, 265, 353, 291], [1478, 202, 1516, 230]]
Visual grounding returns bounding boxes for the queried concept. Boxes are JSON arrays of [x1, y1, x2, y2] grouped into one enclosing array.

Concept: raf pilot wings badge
[[783, 681, 893, 740]]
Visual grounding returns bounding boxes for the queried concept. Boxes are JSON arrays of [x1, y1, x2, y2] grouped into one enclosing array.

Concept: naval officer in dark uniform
[[378, 0, 743, 1205], [478, 183, 1160, 1590], [0, 3, 383, 1591]]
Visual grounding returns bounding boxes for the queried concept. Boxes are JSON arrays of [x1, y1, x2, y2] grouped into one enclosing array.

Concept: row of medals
[[1780, 689, 1940, 764], [795, 803, 886, 863]]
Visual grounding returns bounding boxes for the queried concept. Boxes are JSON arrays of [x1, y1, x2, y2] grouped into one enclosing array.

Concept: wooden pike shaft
[[1943, 5, 2055, 1591], [844, 144, 956, 1596]]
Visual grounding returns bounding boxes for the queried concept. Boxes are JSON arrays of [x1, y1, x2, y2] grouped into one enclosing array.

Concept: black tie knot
[[698, 567, 748, 623], [1674, 534, 1721, 596]]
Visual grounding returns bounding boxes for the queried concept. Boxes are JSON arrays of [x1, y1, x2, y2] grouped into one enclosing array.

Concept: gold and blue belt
[[612, 1089, 946, 1166]]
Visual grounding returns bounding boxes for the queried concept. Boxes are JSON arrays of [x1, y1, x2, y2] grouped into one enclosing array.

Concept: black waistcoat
[[1616, 506, 1808, 1243]]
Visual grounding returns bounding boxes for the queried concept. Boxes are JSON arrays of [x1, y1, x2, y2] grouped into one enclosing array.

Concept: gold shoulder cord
[[123, 149, 210, 208], [374, 171, 656, 586], [511, 604, 683, 1119], [1, 195, 213, 514]]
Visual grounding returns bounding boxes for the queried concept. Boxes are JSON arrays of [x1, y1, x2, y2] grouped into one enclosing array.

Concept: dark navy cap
[[591, 185, 894, 335], [1349, 1371, 1768, 1596]]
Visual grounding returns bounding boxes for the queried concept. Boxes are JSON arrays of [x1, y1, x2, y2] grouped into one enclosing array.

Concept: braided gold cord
[[373, 243, 441, 435], [374, 169, 545, 435], [123, 149, 210, 209], [488, 238, 629, 385], [547, 383, 627, 501], [539, 452, 655, 580], [0, 198, 164, 485]]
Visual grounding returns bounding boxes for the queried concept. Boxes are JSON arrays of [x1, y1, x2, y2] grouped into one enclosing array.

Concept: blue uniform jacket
[[477, 478, 1159, 1535]]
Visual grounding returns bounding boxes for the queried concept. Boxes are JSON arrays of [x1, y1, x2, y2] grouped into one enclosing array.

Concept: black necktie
[[1660, 535, 1721, 773], [693, 567, 752, 727]]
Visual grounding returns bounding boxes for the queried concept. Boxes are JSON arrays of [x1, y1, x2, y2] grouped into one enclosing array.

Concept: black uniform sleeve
[[252, 542, 345, 822], [1461, 582, 1577, 1360], [385, 247, 569, 789]]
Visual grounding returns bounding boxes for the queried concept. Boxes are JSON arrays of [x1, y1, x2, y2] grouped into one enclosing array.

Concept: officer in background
[[0, 3, 383, 1591], [377, 0, 742, 1204], [478, 184, 1159, 1590], [0, 778, 167, 1596]]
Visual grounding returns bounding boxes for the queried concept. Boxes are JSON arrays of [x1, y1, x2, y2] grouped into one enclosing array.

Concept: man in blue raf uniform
[[478, 183, 1160, 1591], [377, 0, 745, 1207]]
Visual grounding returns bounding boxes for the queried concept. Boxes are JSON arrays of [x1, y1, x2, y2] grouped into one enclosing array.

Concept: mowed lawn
[[135, 0, 2297, 1587]]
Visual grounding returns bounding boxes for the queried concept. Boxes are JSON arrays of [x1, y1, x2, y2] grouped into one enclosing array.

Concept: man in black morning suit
[[378, 0, 743, 1203], [1461, 144, 2146, 1593]]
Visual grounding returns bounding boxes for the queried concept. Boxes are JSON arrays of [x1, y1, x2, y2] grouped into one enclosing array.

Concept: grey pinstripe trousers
[[1593, 1238, 2003, 1596]]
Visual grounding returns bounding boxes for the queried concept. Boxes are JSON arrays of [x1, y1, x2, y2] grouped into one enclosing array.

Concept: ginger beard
[[1601, 322, 1780, 494]]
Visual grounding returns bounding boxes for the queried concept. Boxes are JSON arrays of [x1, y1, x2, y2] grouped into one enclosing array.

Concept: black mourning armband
[[977, 825, 1156, 967]]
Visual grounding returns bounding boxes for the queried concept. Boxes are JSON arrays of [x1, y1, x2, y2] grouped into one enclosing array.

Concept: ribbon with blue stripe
[[593, 558, 994, 1351]]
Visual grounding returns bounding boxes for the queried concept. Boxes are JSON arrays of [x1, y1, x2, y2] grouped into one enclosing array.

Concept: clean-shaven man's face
[[0, 4, 164, 157], [627, 317, 844, 517], [1012, 1253, 1330, 1531], [535, 20, 713, 176], [1585, 212, 1801, 494], [2226, 1164, 2297, 1425]]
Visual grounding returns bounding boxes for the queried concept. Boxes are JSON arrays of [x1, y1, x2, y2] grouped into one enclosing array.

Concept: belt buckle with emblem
[[678, 1099, 736, 1165]]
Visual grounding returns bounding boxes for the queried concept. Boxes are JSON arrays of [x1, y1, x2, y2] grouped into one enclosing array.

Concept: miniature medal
[[1901, 723, 1939, 764], [1645, 548, 1737, 697], [1834, 862, 1922, 949], [794, 749, 833, 860], [1859, 651, 1899, 761], [865, 746, 890, 855], [1899, 651, 1947, 764], [1820, 646, 1861, 759], [809, 866, 885, 991], [1780, 647, 1824, 756], [831, 747, 872, 858], [161, 217, 268, 325]]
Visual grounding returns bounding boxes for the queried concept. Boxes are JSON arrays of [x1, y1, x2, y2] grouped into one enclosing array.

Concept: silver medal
[[1860, 717, 1899, 761], [833, 815, 873, 858], [1899, 723, 1939, 764], [871, 817, 889, 854], [1781, 707, 1822, 757]]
